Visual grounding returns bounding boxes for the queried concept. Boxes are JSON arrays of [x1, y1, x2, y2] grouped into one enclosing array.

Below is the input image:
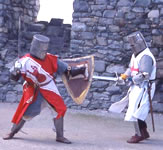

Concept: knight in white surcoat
[[109, 31, 156, 143]]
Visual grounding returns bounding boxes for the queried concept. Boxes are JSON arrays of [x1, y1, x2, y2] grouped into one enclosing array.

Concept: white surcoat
[[109, 48, 156, 121]]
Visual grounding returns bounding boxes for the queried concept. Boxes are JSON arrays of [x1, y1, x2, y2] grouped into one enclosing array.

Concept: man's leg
[[138, 119, 150, 139], [3, 119, 26, 140], [3, 94, 43, 140], [53, 117, 71, 144], [42, 90, 71, 144], [127, 121, 144, 143]]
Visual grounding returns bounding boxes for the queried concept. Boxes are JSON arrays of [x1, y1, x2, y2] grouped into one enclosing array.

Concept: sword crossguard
[[115, 72, 125, 86]]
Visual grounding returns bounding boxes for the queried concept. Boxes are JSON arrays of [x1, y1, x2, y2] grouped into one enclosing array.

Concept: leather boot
[[3, 119, 26, 140], [141, 128, 150, 139], [53, 117, 71, 144], [127, 134, 144, 143]]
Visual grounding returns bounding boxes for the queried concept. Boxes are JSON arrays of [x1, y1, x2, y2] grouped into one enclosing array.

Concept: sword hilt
[[115, 72, 125, 86]]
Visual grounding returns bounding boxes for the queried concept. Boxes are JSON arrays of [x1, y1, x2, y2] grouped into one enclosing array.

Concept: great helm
[[127, 31, 147, 56], [30, 34, 50, 60]]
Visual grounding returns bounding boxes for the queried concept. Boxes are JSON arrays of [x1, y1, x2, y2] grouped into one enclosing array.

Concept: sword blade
[[18, 16, 22, 58], [93, 75, 118, 81]]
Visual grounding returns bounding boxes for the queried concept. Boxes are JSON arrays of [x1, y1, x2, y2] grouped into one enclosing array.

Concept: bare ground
[[0, 103, 163, 150]]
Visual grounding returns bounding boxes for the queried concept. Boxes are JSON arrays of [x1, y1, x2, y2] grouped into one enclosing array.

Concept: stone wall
[[0, 0, 163, 113], [0, 0, 39, 103], [0, 18, 72, 99], [0, 1, 72, 104], [0, 0, 39, 43], [18, 19, 71, 57]]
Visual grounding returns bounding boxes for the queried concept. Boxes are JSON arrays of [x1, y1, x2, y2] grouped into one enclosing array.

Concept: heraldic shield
[[62, 55, 94, 104]]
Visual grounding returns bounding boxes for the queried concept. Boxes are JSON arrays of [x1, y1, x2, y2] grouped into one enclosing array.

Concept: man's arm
[[57, 59, 68, 75], [10, 66, 21, 81], [139, 55, 153, 76], [10, 61, 22, 81], [132, 55, 153, 85]]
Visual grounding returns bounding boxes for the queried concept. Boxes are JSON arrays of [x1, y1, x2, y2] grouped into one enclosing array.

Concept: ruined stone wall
[[0, 0, 40, 102], [0, 1, 71, 104], [0, 0, 39, 43]]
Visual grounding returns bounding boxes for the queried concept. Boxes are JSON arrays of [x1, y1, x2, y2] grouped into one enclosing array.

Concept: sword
[[93, 75, 118, 81], [15, 16, 22, 69], [11, 15, 22, 73], [148, 82, 155, 132], [92, 73, 126, 85], [18, 16, 21, 58]]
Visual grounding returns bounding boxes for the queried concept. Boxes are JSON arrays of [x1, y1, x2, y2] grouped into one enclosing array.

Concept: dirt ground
[[0, 103, 163, 150]]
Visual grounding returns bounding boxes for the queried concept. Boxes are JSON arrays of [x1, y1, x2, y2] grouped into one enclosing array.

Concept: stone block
[[152, 35, 163, 46], [117, 0, 132, 6], [80, 32, 95, 40], [156, 69, 163, 79], [96, 37, 107, 46], [27, 23, 46, 32], [72, 22, 86, 32], [153, 102, 163, 113], [106, 65, 126, 74], [134, 0, 151, 7], [6, 91, 18, 102], [46, 26, 64, 37], [148, 10, 159, 19], [94, 60, 106, 72], [49, 18, 63, 26], [73, 1, 89, 12], [103, 10, 116, 18]]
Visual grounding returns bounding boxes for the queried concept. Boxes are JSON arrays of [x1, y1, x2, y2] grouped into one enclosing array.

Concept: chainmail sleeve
[[57, 59, 68, 75], [139, 55, 153, 76]]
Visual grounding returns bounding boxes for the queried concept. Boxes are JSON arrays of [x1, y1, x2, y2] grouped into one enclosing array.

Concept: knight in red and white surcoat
[[3, 34, 86, 144]]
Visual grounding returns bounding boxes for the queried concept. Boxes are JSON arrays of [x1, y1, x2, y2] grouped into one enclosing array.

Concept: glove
[[14, 60, 22, 70], [120, 74, 128, 80], [117, 74, 128, 85], [9, 60, 22, 81], [132, 73, 144, 85], [66, 64, 88, 80]]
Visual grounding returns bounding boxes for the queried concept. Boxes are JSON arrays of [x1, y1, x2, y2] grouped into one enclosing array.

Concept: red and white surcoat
[[12, 53, 67, 124]]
